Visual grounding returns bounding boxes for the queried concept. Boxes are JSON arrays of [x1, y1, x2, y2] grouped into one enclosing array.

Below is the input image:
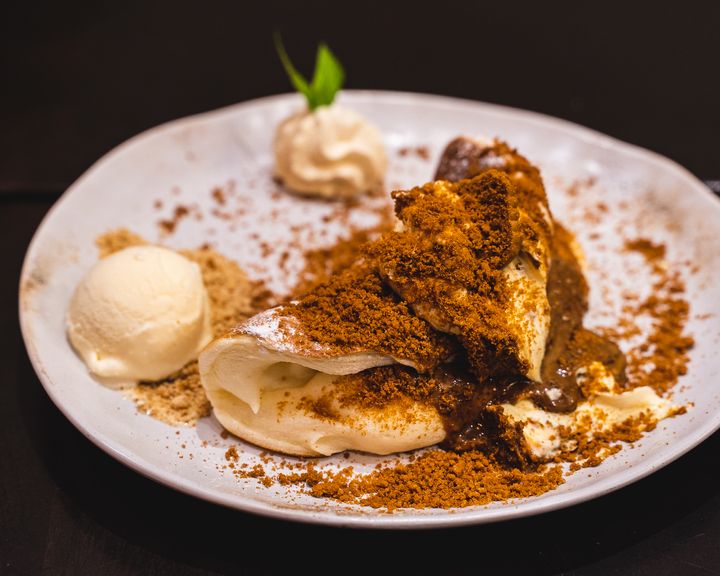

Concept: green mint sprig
[[274, 32, 345, 111]]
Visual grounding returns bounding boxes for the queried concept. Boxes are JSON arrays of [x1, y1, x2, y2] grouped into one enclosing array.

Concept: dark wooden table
[[3, 2, 719, 574]]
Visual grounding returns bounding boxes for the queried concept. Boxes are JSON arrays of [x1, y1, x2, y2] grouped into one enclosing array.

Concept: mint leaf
[[274, 33, 345, 111], [274, 32, 313, 105], [310, 43, 345, 109]]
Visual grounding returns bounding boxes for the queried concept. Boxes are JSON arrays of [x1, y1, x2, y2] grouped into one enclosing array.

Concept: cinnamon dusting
[[604, 238, 695, 395], [224, 447, 564, 511], [287, 451, 564, 511], [287, 265, 456, 372], [368, 173, 525, 379], [293, 225, 391, 297]]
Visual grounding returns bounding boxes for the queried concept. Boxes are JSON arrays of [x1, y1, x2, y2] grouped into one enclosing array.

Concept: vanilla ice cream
[[274, 105, 387, 199], [67, 245, 213, 383]]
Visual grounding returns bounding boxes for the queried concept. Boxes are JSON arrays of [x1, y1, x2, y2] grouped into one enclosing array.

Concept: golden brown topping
[[95, 228, 146, 257], [181, 247, 257, 335], [334, 365, 437, 409], [604, 239, 694, 395], [625, 238, 667, 272], [368, 172, 529, 379], [435, 138, 551, 231], [132, 361, 211, 425], [270, 450, 564, 511], [293, 226, 389, 297], [288, 264, 455, 371]]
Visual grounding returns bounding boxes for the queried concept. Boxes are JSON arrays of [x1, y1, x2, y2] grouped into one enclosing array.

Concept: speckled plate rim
[[19, 90, 720, 529]]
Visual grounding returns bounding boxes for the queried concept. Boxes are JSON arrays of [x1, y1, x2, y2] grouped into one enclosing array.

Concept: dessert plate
[[19, 91, 720, 528]]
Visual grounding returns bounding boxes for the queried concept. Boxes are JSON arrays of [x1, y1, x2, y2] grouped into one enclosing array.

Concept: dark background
[[2, 2, 719, 574]]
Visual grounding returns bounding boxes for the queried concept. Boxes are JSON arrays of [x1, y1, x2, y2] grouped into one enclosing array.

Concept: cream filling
[[199, 308, 444, 457], [503, 252, 550, 382], [206, 371, 444, 457], [201, 321, 674, 460], [201, 305, 672, 462], [502, 364, 674, 460]]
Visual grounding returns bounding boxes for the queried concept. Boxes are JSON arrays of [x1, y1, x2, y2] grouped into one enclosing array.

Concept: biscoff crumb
[[181, 247, 257, 335], [132, 362, 211, 425], [287, 264, 455, 372], [224, 398, 684, 511], [228, 448, 564, 511], [292, 216, 394, 297], [603, 239, 695, 395], [95, 228, 145, 257]]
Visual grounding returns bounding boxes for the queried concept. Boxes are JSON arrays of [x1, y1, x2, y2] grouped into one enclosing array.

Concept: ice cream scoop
[[67, 245, 212, 383], [274, 105, 387, 199]]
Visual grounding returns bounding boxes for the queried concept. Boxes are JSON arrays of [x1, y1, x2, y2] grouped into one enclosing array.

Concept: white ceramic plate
[[19, 91, 720, 529]]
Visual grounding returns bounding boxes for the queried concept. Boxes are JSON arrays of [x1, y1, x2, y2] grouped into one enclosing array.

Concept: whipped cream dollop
[[273, 105, 387, 199]]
